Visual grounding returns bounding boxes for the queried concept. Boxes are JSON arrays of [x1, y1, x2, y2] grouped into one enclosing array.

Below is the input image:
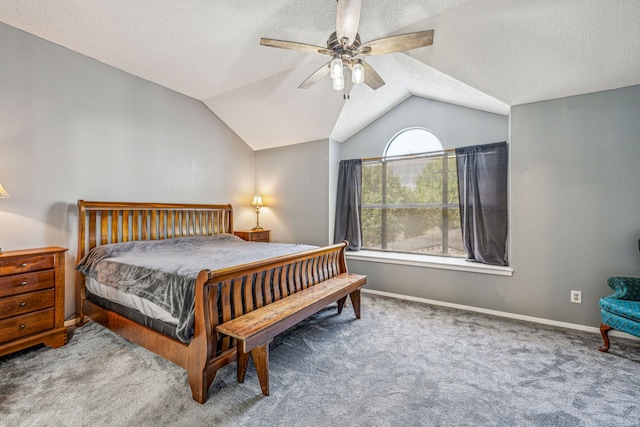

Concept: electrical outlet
[[571, 290, 582, 304]]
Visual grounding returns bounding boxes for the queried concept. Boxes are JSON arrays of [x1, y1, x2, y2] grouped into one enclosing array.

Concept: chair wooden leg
[[251, 343, 270, 396], [598, 323, 613, 352]]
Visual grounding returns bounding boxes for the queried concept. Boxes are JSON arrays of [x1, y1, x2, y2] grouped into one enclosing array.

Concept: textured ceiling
[[1, 0, 639, 150]]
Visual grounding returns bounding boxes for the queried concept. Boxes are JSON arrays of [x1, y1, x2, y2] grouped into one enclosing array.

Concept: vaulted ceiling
[[1, 0, 638, 151]]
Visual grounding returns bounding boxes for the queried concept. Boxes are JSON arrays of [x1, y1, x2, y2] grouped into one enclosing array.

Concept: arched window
[[383, 127, 443, 158], [361, 127, 463, 257]]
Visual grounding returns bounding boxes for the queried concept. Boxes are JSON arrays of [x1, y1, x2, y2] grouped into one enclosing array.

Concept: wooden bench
[[216, 272, 366, 396]]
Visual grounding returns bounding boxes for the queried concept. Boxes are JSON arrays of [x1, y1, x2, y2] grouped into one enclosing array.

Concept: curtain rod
[[362, 147, 456, 163]]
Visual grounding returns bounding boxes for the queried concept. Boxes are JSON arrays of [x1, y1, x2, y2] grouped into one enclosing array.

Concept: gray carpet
[[1, 294, 639, 427]]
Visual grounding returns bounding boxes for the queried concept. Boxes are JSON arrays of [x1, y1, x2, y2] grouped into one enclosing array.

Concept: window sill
[[345, 250, 513, 276]]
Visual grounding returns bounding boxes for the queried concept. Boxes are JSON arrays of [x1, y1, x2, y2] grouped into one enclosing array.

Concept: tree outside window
[[361, 128, 464, 257]]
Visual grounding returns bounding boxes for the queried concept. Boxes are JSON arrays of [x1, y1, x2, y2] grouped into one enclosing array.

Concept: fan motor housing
[[327, 31, 361, 58]]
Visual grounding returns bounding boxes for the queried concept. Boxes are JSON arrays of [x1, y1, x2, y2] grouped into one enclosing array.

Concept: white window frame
[[346, 250, 513, 276], [354, 127, 513, 276], [383, 127, 443, 157], [362, 128, 461, 257]]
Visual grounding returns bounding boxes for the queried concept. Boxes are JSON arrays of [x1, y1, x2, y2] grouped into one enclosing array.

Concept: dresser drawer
[[0, 254, 55, 276], [0, 290, 55, 320], [0, 308, 54, 343], [0, 271, 55, 298]]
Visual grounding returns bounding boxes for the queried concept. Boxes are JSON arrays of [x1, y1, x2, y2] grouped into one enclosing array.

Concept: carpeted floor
[[1, 293, 640, 427]]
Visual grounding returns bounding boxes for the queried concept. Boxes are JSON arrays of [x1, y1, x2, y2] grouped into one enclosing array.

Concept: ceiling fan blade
[[298, 63, 331, 89], [360, 30, 434, 56], [336, 0, 361, 46], [362, 61, 385, 90], [260, 38, 330, 55]]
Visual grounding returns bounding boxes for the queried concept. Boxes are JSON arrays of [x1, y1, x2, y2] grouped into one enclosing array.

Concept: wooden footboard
[[76, 200, 351, 404], [188, 241, 349, 403]]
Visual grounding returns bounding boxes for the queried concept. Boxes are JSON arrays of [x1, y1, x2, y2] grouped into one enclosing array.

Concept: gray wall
[[507, 85, 640, 324], [339, 96, 509, 158], [255, 139, 331, 246], [0, 23, 256, 319], [345, 86, 640, 327], [3, 20, 638, 330]]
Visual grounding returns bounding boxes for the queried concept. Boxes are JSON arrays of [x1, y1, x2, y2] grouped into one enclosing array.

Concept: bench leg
[[349, 288, 361, 319], [337, 296, 347, 314], [237, 341, 250, 383], [236, 341, 270, 396], [337, 289, 362, 318], [252, 343, 270, 396]]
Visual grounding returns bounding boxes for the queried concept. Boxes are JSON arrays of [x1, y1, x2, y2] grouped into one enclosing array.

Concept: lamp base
[[251, 226, 264, 231]]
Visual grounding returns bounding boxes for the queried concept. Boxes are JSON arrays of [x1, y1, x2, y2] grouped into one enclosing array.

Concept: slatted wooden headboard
[[76, 200, 233, 261], [75, 200, 233, 318]]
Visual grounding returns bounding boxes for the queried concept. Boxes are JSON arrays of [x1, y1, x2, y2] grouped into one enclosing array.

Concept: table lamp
[[251, 194, 264, 231]]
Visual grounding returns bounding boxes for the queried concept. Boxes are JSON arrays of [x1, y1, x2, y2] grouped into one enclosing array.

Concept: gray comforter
[[76, 234, 316, 342]]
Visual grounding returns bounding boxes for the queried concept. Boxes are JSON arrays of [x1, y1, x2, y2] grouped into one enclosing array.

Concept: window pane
[[384, 128, 442, 157], [361, 148, 463, 257], [361, 206, 465, 257], [362, 128, 465, 257]]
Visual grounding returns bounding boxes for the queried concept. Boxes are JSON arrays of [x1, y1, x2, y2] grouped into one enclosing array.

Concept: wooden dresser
[[0, 247, 68, 356], [234, 230, 271, 242]]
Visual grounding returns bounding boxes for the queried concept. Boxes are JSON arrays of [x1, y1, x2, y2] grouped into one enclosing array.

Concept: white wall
[[0, 23, 256, 319]]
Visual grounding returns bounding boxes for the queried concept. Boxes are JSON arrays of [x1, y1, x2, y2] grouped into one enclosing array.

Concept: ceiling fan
[[260, 0, 434, 98]]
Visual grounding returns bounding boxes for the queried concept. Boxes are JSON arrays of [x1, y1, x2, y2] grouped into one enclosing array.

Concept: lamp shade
[[251, 194, 263, 207], [0, 183, 9, 198]]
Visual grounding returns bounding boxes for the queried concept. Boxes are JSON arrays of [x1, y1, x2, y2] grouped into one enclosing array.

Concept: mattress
[[86, 276, 178, 325]]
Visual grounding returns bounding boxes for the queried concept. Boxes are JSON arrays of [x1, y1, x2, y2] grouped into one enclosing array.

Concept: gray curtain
[[333, 159, 363, 251], [456, 142, 508, 265]]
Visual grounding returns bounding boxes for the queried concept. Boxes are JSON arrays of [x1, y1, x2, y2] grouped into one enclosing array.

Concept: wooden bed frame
[[75, 200, 352, 403]]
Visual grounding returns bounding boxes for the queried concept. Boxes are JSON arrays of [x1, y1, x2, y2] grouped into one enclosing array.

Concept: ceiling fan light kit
[[351, 60, 364, 85], [260, 0, 434, 100], [333, 74, 345, 91], [331, 54, 343, 80]]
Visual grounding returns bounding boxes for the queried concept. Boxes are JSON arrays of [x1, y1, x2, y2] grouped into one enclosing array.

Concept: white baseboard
[[64, 318, 78, 328], [362, 288, 639, 341]]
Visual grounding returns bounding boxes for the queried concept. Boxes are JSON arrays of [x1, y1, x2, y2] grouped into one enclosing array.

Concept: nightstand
[[0, 247, 68, 356], [234, 230, 271, 242]]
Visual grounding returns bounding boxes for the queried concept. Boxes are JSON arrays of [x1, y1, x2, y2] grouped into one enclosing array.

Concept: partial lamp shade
[[251, 194, 263, 207], [0, 183, 10, 198]]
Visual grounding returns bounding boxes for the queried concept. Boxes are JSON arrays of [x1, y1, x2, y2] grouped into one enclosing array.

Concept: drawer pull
[[20, 302, 27, 307], [20, 324, 26, 329], [19, 281, 28, 286], [21, 263, 28, 268]]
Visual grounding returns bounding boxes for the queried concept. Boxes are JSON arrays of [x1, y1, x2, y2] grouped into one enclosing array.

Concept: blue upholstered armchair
[[598, 240, 640, 351]]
